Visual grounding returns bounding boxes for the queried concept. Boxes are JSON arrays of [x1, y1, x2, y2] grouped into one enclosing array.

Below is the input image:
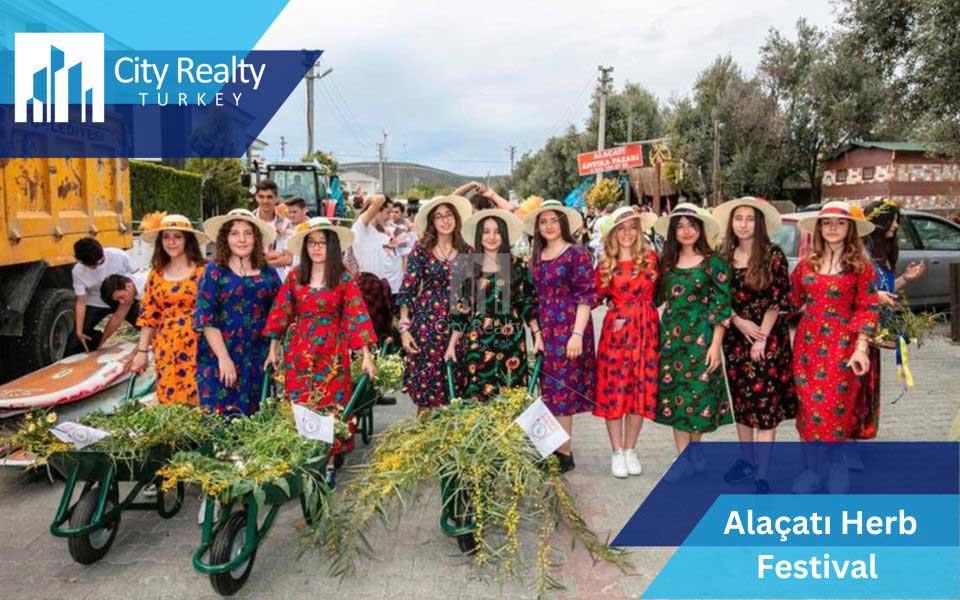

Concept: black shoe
[[554, 451, 575, 474], [754, 478, 770, 494], [377, 395, 397, 406], [723, 459, 755, 484], [324, 467, 337, 491]]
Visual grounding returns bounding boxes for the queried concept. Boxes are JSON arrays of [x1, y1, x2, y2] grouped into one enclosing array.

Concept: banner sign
[[577, 143, 644, 176]]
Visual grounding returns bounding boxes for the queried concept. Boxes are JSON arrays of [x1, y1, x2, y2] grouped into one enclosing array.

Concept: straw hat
[[413, 195, 473, 237], [797, 200, 875, 237], [462, 209, 524, 247], [286, 216, 355, 256], [140, 212, 210, 245], [600, 206, 658, 239], [712, 196, 782, 234], [203, 208, 276, 247], [653, 202, 722, 243], [522, 199, 584, 236]]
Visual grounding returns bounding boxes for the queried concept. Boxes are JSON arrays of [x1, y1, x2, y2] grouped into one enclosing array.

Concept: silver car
[[771, 209, 960, 308]]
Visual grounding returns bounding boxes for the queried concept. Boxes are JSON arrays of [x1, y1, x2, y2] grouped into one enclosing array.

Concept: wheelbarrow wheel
[[451, 491, 478, 555], [209, 510, 257, 596], [155, 479, 184, 519], [67, 484, 120, 564], [456, 530, 478, 554]]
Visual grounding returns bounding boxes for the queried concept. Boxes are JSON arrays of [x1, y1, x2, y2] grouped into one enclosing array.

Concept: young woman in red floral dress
[[264, 217, 376, 489], [789, 201, 880, 493], [593, 207, 660, 479]]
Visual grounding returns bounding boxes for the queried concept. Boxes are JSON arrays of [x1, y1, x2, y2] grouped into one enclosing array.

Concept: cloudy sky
[[256, 0, 836, 176]]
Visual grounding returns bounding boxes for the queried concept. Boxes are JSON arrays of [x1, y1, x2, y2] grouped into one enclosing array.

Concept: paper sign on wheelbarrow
[[50, 422, 110, 450], [514, 398, 569, 457], [292, 403, 335, 444]]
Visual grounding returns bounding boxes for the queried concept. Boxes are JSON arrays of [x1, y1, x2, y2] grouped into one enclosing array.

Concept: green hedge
[[130, 160, 204, 221]]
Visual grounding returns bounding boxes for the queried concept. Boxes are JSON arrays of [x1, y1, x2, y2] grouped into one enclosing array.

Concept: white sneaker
[[611, 450, 628, 478], [623, 448, 643, 476], [791, 469, 822, 494], [827, 461, 850, 494], [197, 496, 221, 526]]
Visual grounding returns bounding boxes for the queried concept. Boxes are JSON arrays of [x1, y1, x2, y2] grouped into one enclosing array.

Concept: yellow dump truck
[[0, 158, 132, 380]]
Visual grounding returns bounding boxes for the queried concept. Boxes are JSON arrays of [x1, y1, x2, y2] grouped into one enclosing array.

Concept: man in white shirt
[[69, 238, 138, 353], [350, 193, 404, 295], [279, 196, 309, 271], [252, 179, 293, 277]]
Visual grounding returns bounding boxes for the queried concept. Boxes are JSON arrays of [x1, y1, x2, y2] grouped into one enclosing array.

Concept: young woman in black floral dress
[[713, 197, 797, 493]]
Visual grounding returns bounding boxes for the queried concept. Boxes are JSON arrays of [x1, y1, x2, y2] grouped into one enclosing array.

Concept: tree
[[301, 150, 339, 175], [585, 82, 663, 147], [185, 158, 247, 217]]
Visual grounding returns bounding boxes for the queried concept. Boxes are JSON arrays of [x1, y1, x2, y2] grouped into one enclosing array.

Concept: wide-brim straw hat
[[600, 206, 658, 240], [203, 208, 276, 248], [653, 202, 722, 244], [413, 195, 473, 237], [140, 213, 210, 245], [712, 196, 782, 234], [797, 200, 875, 237], [462, 209, 524, 247], [522, 199, 584, 236], [286, 216, 355, 256]]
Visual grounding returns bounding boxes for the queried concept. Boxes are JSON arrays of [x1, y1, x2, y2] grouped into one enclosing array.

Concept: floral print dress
[[531, 244, 596, 416], [194, 263, 281, 416], [790, 260, 880, 441], [655, 253, 733, 432], [397, 243, 462, 407], [137, 264, 205, 404], [723, 246, 798, 430], [263, 271, 376, 454], [450, 256, 538, 400], [593, 254, 660, 420]]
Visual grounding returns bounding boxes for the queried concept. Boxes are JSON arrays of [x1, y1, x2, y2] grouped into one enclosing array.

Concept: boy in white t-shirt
[[350, 193, 404, 294], [69, 238, 138, 353]]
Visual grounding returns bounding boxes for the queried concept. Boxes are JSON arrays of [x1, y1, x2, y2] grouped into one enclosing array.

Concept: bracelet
[[530, 328, 540, 335], [571, 330, 583, 337], [136, 348, 149, 354]]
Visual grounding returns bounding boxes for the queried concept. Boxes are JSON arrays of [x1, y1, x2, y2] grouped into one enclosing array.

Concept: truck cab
[[265, 161, 328, 215]]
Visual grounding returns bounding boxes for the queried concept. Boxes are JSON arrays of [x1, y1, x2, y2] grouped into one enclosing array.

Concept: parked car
[[770, 209, 960, 308]]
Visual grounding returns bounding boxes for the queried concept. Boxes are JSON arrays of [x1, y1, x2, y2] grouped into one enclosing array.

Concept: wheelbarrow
[[46, 372, 189, 565], [192, 368, 372, 596], [438, 354, 543, 554]]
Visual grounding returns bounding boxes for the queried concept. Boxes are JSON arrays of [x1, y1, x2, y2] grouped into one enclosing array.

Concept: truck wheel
[[11, 288, 74, 373]]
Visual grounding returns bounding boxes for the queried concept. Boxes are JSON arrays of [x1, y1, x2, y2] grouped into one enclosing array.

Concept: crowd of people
[[66, 178, 926, 493]]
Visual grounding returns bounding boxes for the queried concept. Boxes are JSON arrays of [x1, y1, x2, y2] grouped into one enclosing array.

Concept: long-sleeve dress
[[450, 256, 539, 400], [593, 253, 660, 420], [655, 253, 733, 432], [137, 265, 205, 404], [193, 263, 281, 416], [531, 244, 596, 416], [854, 260, 897, 439], [789, 260, 880, 441], [723, 246, 798, 430], [262, 270, 376, 454], [397, 243, 462, 407]]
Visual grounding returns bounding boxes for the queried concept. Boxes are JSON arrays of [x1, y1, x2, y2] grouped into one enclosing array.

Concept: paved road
[[1, 325, 957, 599]]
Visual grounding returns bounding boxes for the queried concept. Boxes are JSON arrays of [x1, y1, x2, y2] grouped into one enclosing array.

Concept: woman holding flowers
[[264, 217, 376, 488], [130, 213, 208, 405], [446, 209, 542, 400], [654, 203, 732, 480], [593, 206, 660, 479], [397, 195, 473, 412], [194, 209, 281, 416]]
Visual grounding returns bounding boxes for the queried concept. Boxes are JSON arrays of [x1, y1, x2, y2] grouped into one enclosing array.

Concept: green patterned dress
[[450, 256, 539, 400], [655, 253, 733, 432]]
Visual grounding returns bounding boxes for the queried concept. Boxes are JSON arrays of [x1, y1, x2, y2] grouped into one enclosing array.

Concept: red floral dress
[[789, 260, 880, 441], [593, 253, 660, 420], [263, 271, 376, 454]]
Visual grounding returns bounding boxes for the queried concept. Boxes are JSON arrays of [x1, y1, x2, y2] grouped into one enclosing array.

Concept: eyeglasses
[[306, 239, 327, 249], [433, 212, 456, 222]]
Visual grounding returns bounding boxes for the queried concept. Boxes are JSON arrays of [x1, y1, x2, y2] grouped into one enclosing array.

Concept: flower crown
[[139, 211, 167, 232], [866, 199, 899, 222]]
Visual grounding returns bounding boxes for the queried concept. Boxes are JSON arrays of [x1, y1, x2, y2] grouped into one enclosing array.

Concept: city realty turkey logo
[[14, 32, 105, 124]]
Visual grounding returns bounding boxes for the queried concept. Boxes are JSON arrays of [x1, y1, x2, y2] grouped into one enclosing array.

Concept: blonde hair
[[806, 219, 871, 274], [598, 216, 649, 287]]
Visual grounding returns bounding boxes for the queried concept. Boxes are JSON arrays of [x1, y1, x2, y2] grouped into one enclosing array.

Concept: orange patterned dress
[[137, 265, 205, 404]]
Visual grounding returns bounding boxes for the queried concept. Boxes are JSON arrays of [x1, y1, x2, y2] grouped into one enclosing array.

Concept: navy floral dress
[[194, 262, 281, 415]]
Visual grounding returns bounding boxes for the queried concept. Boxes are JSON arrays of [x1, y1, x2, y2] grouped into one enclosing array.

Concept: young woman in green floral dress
[[445, 209, 543, 399], [653, 204, 732, 480]]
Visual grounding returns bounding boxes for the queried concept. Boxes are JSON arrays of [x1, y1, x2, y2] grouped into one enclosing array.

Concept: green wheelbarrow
[[438, 354, 543, 554], [192, 368, 372, 596], [46, 373, 187, 565]]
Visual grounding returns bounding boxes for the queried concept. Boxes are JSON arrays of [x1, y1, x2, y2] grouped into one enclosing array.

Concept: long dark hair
[[808, 219, 870, 274], [296, 229, 345, 289], [151, 230, 205, 271], [420, 203, 469, 252], [214, 219, 267, 269], [468, 216, 513, 312], [721, 206, 774, 291], [864, 200, 901, 271], [659, 216, 712, 278], [532, 209, 577, 267]]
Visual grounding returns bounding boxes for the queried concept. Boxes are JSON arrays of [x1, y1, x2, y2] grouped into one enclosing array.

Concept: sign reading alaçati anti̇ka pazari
[[577, 144, 644, 176]]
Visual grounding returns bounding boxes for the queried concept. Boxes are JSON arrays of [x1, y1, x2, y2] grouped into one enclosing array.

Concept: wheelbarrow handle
[[527, 352, 544, 396], [343, 372, 371, 420], [445, 360, 456, 400], [261, 363, 274, 405]]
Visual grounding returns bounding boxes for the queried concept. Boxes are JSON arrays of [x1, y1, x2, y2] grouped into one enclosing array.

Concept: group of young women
[[128, 191, 920, 493]]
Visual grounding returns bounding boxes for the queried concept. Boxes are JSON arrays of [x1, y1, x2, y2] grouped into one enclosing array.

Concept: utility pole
[[624, 115, 633, 205], [280, 136, 286, 159], [507, 145, 516, 176], [595, 65, 614, 183], [396, 165, 401, 196], [377, 130, 387, 194], [712, 119, 723, 206], [303, 53, 333, 157]]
